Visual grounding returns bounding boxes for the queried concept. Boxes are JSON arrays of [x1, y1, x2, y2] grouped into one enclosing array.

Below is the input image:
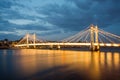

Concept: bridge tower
[[33, 33, 36, 48], [90, 24, 94, 50], [95, 25, 100, 50], [26, 33, 29, 48], [90, 25, 99, 51]]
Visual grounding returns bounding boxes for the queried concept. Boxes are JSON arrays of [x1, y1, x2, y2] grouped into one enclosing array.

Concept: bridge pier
[[49, 45, 53, 49], [91, 45, 100, 51], [96, 46, 100, 51], [57, 45, 61, 49], [95, 43, 100, 51]]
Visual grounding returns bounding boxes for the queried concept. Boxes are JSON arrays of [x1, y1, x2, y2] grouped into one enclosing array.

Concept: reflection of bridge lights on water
[[1, 49, 120, 80], [11, 49, 120, 69]]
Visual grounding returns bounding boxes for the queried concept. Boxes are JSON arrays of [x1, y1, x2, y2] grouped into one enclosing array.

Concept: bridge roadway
[[15, 42, 120, 47]]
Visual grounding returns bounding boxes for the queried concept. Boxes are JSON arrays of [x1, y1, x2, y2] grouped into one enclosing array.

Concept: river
[[0, 49, 120, 80]]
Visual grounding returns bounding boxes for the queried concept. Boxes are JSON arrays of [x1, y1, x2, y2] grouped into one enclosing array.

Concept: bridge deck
[[15, 43, 120, 47]]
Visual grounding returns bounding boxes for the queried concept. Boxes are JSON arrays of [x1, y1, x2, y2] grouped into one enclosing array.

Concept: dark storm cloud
[[0, 20, 10, 31], [40, 4, 87, 31], [0, 0, 12, 8], [40, 0, 120, 31], [0, 0, 27, 32], [18, 24, 52, 31]]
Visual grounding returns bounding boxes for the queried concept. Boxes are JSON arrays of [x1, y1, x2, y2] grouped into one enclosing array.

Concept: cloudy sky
[[0, 0, 120, 40]]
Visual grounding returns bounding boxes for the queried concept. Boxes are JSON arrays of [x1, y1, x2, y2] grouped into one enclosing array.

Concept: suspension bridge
[[15, 24, 120, 51]]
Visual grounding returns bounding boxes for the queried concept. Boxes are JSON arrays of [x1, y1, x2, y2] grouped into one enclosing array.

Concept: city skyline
[[0, 0, 120, 40]]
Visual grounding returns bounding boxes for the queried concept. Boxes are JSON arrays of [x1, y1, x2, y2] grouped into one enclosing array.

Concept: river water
[[0, 49, 120, 80]]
